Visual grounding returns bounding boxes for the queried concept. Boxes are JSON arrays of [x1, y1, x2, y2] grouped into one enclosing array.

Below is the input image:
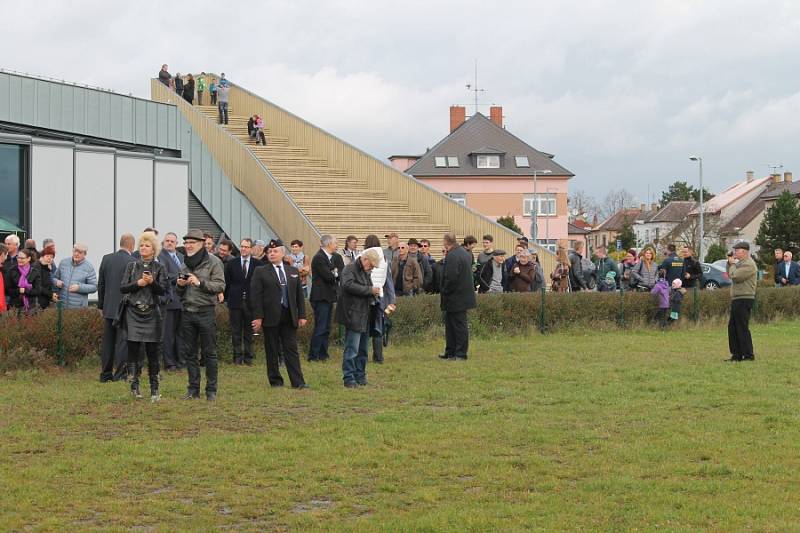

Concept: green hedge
[[2, 286, 800, 372]]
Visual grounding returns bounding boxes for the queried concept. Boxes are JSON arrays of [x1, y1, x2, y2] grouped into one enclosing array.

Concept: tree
[[704, 243, 727, 263], [600, 189, 636, 220], [496, 214, 522, 234], [662, 214, 719, 253], [659, 180, 714, 207], [568, 190, 598, 221], [754, 191, 800, 264], [615, 219, 637, 252]]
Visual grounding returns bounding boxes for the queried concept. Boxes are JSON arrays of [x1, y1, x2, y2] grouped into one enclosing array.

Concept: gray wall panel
[[30, 144, 74, 252], [36, 81, 50, 125], [75, 151, 115, 274], [0, 73, 9, 120]]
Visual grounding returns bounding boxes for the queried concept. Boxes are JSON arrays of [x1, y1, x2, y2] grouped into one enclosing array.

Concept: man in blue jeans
[[217, 82, 230, 125], [337, 249, 381, 388]]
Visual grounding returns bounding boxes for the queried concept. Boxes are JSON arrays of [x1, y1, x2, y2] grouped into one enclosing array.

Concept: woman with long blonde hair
[[550, 246, 571, 292], [631, 245, 658, 291]]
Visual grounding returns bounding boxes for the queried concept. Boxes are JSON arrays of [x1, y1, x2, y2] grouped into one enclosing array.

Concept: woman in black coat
[[30, 245, 56, 310], [120, 232, 168, 400], [182, 74, 195, 104], [7, 249, 42, 315]]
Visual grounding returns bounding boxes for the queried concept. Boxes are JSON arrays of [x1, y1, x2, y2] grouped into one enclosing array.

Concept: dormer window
[[434, 156, 447, 167], [515, 156, 530, 168], [476, 155, 500, 169], [447, 156, 459, 167]]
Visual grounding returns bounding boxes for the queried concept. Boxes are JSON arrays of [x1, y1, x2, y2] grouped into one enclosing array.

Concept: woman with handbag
[[119, 232, 168, 400], [550, 247, 571, 293]]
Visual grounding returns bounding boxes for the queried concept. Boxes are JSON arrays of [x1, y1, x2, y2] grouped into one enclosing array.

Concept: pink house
[[390, 106, 574, 252]]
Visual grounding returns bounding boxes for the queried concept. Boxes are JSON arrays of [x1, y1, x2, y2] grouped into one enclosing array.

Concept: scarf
[[184, 248, 208, 271], [289, 252, 305, 270], [18, 263, 33, 311]]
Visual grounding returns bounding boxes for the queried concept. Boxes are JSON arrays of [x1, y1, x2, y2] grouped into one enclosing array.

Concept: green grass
[[2, 321, 800, 531]]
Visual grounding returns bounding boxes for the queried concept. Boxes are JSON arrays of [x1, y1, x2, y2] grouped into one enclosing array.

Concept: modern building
[[392, 105, 574, 252], [0, 70, 276, 274]]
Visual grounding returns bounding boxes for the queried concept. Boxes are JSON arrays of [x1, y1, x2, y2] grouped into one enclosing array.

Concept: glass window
[[515, 156, 529, 167], [0, 144, 26, 230], [476, 154, 500, 168], [536, 239, 557, 253], [447, 156, 459, 167], [434, 156, 447, 167], [447, 193, 466, 206], [523, 193, 556, 216]]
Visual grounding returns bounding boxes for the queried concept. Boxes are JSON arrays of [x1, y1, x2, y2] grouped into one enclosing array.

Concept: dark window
[[0, 144, 26, 230]]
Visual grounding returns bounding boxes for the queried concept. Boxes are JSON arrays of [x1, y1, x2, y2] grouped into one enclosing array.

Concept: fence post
[[539, 287, 547, 334], [693, 285, 700, 323], [56, 300, 65, 366], [618, 284, 625, 327]]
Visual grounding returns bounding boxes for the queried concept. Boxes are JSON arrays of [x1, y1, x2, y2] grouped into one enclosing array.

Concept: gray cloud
[[2, 0, 800, 204]]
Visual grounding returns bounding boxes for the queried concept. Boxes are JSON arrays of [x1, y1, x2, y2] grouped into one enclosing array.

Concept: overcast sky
[[3, 0, 800, 205]]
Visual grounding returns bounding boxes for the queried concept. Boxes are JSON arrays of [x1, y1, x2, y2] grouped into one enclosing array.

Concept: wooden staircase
[[197, 107, 452, 252]]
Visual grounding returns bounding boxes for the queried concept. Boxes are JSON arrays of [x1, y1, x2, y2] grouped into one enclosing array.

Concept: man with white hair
[[3, 234, 20, 275], [54, 243, 97, 308], [337, 248, 382, 388]]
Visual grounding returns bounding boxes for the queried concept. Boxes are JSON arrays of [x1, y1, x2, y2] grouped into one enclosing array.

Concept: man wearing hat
[[176, 229, 226, 400], [726, 242, 757, 362], [478, 249, 508, 293], [384, 232, 400, 265], [251, 240, 309, 388]]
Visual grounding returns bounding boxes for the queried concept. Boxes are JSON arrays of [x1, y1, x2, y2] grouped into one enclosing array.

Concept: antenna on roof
[[768, 163, 783, 175], [464, 59, 485, 115]]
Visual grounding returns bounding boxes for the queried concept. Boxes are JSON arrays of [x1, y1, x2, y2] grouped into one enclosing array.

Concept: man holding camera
[[726, 242, 757, 362], [177, 229, 226, 400]]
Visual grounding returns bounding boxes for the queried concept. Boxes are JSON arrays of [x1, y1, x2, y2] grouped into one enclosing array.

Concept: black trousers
[[444, 310, 469, 359], [372, 336, 383, 362], [100, 318, 128, 381], [229, 306, 254, 363], [182, 308, 218, 395], [162, 308, 184, 369], [264, 307, 306, 387], [728, 299, 754, 359], [128, 341, 160, 392]]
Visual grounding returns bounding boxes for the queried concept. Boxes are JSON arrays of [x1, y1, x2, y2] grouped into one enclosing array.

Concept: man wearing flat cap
[[725, 241, 757, 362], [478, 249, 508, 293], [177, 229, 226, 400]]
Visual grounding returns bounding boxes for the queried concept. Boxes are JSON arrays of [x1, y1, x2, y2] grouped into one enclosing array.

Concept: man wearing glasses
[[54, 243, 97, 308]]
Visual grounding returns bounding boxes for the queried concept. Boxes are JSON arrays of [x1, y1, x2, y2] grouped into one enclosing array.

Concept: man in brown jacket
[[725, 241, 757, 362]]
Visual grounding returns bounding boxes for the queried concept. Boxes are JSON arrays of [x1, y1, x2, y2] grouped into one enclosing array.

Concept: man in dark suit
[[97, 233, 137, 382], [308, 234, 340, 362], [158, 232, 185, 370], [250, 240, 308, 388], [439, 233, 477, 361], [224, 238, 264, 364], [775, 250, 800, 286]]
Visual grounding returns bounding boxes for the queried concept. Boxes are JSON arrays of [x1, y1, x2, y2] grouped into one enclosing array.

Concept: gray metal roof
[[405, 112, 574, 177], [648, 201, 696, 223]]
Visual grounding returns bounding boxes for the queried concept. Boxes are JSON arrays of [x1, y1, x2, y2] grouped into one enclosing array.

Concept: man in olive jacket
[[439, 233, 477, 360], [177, 229, 226, 400], [725, 241, 757, 362]]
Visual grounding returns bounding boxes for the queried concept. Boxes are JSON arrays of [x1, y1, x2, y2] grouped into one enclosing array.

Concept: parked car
[[582, 257, 597, 290], [701, 262, 731, 290], [712, 259, 728, 271]]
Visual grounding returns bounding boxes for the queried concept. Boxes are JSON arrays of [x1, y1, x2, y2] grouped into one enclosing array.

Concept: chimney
[[651, 203, 659, 212], [746, 170, 754, 182], [785, 171, 793, 183], [489, 106, 503, 128], [772, 173, 781, 184], [449, 106, 466, 132], [639, 203, 645, 212]]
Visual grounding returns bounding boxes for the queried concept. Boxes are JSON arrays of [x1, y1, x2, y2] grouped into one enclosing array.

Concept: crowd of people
[[1, 224, 767, 398], [157, 65, 230, 124]]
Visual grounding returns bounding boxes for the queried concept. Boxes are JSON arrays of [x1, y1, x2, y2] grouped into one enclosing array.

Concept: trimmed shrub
[[3, 286, 800, 372]]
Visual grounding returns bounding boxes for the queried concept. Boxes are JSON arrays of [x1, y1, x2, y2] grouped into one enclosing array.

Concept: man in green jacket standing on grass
[[725, 241, 757, 362]]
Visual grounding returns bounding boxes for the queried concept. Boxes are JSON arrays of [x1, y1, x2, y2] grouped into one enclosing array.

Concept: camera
[[727, 251, 733, 257], [142, 270, 151, 276], [179, 273, 190, 280]]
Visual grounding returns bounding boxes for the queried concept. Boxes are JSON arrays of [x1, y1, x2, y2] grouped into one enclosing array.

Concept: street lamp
[[531, 169, 553, 244], [546, 187, 558, 251], [689, 156, 704, 261]]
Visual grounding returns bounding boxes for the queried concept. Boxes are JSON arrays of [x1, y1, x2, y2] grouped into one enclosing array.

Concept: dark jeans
[[263, 308, 306, 387], [343, 329, 369, 385], [308, 300, 333, 360], [444, 310, 469, 358], [162, 308, 184, 369], [372, 336, 383, 362], [182, 308, 218, 395], [100, 318, 128, 381], [196, 90, 203, 105], [229, 306, 254, 363], [211, 92, 217, 105], [218, 101, 229, 124], [654, 308, 668, 329], [128, 341, 160, 392], [728, 299, 754, 359]]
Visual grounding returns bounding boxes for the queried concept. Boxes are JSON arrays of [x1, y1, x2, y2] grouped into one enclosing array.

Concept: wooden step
[[304, 211, 430, 222], [289, 190, 390, 200]]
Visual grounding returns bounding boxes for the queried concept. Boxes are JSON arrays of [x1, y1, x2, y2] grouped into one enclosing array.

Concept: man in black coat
[[224, 238, 264, 365], [439, 233, 477, 360], [337, 249, 381, 387], [97, 233, 136, 382], [158, 232, 185, 370], [681, 245, 703, 289], [308, 235, 340, 361], [250, 241, 308, 389]]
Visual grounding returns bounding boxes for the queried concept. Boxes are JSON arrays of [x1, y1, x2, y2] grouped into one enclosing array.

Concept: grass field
[[2, 320, 800, 531]]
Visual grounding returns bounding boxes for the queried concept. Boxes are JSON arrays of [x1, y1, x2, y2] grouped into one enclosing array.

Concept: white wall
[[75, 149, 115, 274], [115, 156, 154, 243], [154, 160, 189, 239], [31, 143, 74, 254]]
